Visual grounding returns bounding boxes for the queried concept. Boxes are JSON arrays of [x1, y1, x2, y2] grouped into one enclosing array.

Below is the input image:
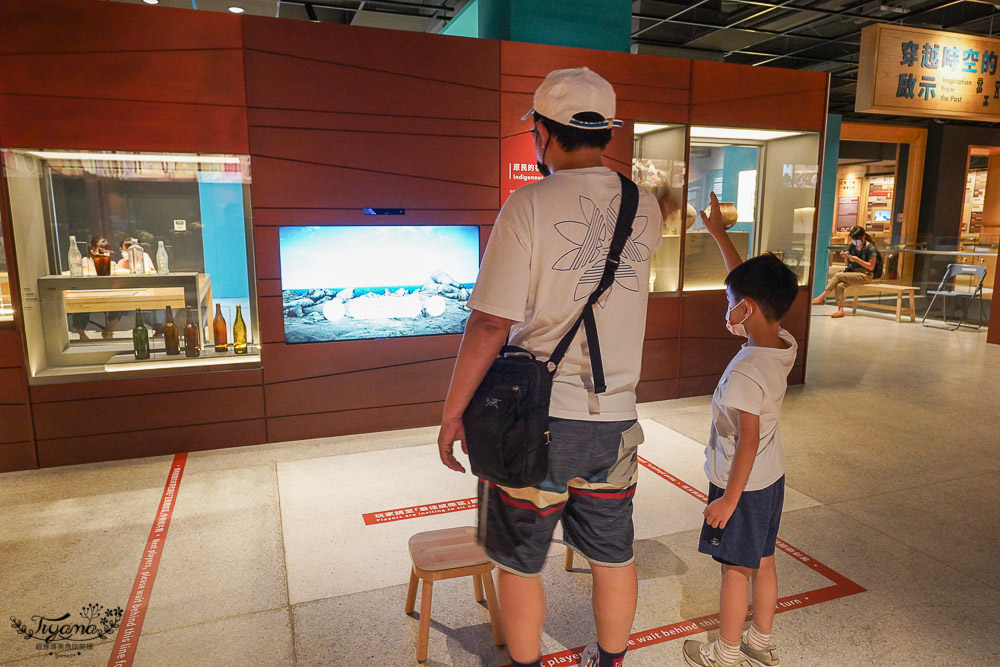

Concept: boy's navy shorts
[[698, 475, 784, 570]]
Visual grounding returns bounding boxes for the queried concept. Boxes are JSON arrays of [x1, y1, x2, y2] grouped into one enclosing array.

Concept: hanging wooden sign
[[856, 23, 1000, 122]]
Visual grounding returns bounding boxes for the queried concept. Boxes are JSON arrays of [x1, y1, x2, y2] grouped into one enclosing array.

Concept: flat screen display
[[279, 225, 479, 343], [873, 209, 891, 222]]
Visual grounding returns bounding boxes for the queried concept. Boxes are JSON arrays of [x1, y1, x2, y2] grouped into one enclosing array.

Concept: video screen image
[[279, 225, 479, 343]]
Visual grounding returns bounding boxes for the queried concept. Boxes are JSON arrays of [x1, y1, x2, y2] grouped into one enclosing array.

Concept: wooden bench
[[844, 282, 918, 323]]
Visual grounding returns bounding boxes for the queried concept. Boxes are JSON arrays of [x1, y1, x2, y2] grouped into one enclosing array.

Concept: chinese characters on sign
[[857, 24, 1000, 122]]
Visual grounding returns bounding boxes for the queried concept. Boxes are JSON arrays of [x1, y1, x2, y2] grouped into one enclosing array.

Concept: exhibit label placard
[[856, 23, 1000, 122]]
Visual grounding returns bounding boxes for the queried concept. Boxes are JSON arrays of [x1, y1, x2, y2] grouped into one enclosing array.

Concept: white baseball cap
[[521, 67, 623, 130]]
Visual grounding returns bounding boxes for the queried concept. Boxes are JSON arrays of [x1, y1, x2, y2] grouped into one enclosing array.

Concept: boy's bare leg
[[592, 562, 638, 652], [497, 569, 545, 663], [750, 556, 778, 633], [719, 564, 752, 643]]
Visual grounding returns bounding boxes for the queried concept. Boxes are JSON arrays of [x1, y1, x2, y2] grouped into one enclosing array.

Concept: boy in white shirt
[[682, 193, 800, 667]]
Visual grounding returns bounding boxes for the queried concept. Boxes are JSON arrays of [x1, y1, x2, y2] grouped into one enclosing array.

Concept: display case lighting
[[634, 123, 674, 135], [690, 127, 802, 141], [25, 151, 241, 164], [142, 0, 159, 4], [228, 6, 245, 13]]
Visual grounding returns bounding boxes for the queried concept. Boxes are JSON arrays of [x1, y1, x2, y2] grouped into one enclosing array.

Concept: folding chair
[[921, 263, 988, 330]]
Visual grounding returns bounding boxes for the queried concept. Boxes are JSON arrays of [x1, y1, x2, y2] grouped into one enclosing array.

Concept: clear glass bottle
[[233, 305, 247, 355], [156, 241, 169, 274], [127, 242, 144, 275], [132, 308, 150, 360], [67, 236, 83, 277]]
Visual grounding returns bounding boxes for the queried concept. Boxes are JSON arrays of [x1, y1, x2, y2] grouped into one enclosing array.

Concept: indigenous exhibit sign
[[856, 23, 1000, 122]]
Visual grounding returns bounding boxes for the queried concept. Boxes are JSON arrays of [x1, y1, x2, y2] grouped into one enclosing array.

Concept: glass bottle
[[67, 236, 83, 277], [183, 306, 200, 358], [132, 308, 150, 360], [163, 306, 181, 355], [213, 303, 228, 353], [127, 242, 144, 275], [156, 241, 169, 274], [233, 305, 247, 355]]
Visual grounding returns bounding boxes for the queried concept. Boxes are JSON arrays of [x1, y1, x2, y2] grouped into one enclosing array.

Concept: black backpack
[[872, 246, 884, 280]]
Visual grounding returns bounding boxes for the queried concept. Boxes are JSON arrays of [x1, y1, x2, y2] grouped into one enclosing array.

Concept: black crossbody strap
[[548, 172, 639, 394]]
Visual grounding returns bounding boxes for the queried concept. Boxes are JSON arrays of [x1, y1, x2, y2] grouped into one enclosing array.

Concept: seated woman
[[812, 225, 879, 318], [116, 237, 157, 275]]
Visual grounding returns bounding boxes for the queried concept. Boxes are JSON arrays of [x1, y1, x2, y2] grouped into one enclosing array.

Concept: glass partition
[[0, 230, 11, 322], [632, 123, 686, 293], [685, 127, 821, 290], [1, 149, 259, 381]]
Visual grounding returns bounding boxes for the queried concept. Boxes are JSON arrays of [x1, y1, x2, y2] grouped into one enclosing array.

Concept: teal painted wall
[[199, 178, 249, 299], [476, 0, 630, 52], [441, 0, 479, 38], [813, 114, 841, 297]]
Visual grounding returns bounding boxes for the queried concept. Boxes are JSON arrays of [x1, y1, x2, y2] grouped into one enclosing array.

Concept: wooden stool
[[405, 526, 504, 662]]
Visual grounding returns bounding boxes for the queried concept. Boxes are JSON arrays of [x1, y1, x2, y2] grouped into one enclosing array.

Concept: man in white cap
[[438, 67, 663, 667]]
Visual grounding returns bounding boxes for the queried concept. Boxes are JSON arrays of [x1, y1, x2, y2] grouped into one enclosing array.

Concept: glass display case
[[685, 127, 821, 290], [632, 123, 686, 293], [1, 148, 260, 380], [0, 230, 11, 322]]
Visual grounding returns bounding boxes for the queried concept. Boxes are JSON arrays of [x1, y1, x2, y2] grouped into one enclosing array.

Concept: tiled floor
[[1, 310, 998, 666]]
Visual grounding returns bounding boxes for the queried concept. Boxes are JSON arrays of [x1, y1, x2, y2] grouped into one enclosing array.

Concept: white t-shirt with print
[[468, 166, 663, 421], [705, 328, 798, 491]]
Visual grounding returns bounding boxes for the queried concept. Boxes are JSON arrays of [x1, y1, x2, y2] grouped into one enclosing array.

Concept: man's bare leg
[[592, 562, 638, 652], [497, 569, 545, 664]]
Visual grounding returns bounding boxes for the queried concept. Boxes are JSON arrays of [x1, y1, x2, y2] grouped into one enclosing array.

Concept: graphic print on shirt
[[552, 193, 650, 303]]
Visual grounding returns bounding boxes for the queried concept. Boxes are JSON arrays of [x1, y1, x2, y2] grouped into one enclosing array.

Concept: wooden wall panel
[[264, 358, 453, 418], [640, 338, 679, 382], [0, 0, 242, 54], [0, 0, 247, 153], [690, 61, 828, 131], [31, 386, 265, 441], [28, 369, 263, 404], [0, 404, 32, 445], [645, 296, 681, 339], [35, 419, 267, 468], [0, 367, 29, 405], [0, 441, 37, 473], [636, 379, 679, 403], [267, 402, 441, 444], [262, 336, 460, 384], [243, 13, 500, 440]]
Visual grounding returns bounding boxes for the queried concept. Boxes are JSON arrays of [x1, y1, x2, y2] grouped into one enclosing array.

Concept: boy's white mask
[[725, 299, 752, 338]]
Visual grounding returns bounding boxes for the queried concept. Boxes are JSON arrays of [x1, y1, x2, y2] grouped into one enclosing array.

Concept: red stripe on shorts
[[568, 485, 637, 500], [491, 484, 567, 516]]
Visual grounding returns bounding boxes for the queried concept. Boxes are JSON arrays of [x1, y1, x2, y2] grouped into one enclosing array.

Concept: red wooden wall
[[0, 0, 265, 467], [0, 0, 826, 471]]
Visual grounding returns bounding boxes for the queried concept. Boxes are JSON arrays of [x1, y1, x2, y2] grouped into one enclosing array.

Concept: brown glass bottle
[[163, 306, 181, 356], [183, 306, 201, 357], [213, 303, 228, 353], [233, 305, 247, 355]]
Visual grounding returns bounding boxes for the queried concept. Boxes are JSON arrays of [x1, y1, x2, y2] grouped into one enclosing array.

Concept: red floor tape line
[[502, 457, 867, 667], [363, 496, 477, 525], [106, 453, 187, 667]]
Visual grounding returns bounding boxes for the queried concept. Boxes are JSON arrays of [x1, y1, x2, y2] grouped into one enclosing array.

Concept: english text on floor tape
[[362, 496, 477, 525], [106, 453, 187, 667]]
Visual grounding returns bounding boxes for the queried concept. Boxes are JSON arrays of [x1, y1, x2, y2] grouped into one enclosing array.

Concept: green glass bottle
[[233, 305, 248, 355], [132, 308, 150, 360]]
